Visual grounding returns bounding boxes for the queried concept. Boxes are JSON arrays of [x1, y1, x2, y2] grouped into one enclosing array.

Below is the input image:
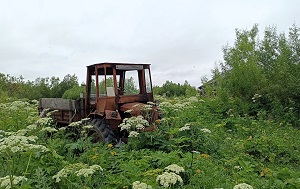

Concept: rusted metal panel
[[118, 94, 148, 104], [52, 110, 71, 124], [105, 110, 121, 120], [104, 97, 116, 110], [105, 110, 121, 130], [96, 97, 116, 114], [96, 98, 106, 114]]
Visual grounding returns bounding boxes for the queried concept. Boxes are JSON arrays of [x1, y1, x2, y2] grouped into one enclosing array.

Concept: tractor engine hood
[[120, 102, 159, 126]]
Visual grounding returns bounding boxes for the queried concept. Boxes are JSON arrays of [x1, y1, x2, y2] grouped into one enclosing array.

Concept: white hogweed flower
[[179, 125, 190, 131], [164, 164, 185, 174], [82, 125, 94, 129], [40, 127, 58, 133], [81, 118, 90, 122], [200, 128, 211, 133], [119, 123, 131, 131], [31, 99, 39, 104], [125, 109, 133, 113], [128, 131, 139, 138], [52, 163, 103, 182], [58, 127, 66, 131], [132, 103, 141, 108], [0, 175, 27, 189], [26, 124, 38, 130], [233, 183, 253, 189], [142, 104, 153, 111], [68, 121, 82, 127], [36, 117, 53, 126], [46, 110, 59, 117], [75, 168, 94, 177], [75, 164, 103, 177], [0, 134, 49, 154], [119, 116, 149, 132], [156, 172, 183, 188], [132, 181, 152, 189], [136, 124, 145, 130], [9, 101, 30, 111], [16, 129, 29, 136]]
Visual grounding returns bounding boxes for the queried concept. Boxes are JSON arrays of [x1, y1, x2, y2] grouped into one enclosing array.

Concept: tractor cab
[[85, 63, 155, 130]]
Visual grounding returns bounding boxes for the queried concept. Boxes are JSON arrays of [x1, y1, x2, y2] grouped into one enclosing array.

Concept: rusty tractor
[[38, 62, 159, 142]]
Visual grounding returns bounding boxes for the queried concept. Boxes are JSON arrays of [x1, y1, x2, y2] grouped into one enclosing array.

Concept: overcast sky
[[1, 0, 299, 87]]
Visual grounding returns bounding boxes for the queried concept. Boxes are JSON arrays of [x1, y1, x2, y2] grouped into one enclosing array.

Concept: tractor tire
[[90, 118, 117, 143]]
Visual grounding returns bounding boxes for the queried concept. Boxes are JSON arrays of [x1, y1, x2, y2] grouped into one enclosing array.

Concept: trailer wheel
[[90, 118, 117, 143]]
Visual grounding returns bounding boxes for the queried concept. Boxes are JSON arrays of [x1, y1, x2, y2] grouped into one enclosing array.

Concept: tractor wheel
[[89, 118, 117, 143]]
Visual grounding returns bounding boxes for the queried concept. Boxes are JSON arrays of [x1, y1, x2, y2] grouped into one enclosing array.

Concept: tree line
[[153, 80, 198, 97], [0, 73, 79, 102], [0, 72, 199, 102]]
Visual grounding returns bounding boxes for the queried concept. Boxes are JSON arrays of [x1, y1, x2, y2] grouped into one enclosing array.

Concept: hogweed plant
[[0, 175, 28, 189], [0, 131, 49, 154], [178, 124, 191, 131], [118, 115, 150, 150], [119, 115, 149, 133], [0, 100, 38, 131], [0, 129, 49, 189], [67, 118, 91, 138], [158, 96, 199, 117], [52, 163, 103, 187], [128, 102, 157, 123], [132, 181, 152, 189], [156, 164, 185, 188], [233, 183, 253, 189], [156, 172, 183, 188], [36, 117, 54, 128], [164, 164, 185, 174]]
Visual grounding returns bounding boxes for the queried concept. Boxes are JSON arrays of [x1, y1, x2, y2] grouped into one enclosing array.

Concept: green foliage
[[124, 77, 139, 95], [62, 85, 85, 100], [154, 80, 198, 97], [0, 73, 79, 100], [97, 76, 139, 96], [213, 24, 300, 125], [98, 77, 114, 95], [218, 24, 266, 100]]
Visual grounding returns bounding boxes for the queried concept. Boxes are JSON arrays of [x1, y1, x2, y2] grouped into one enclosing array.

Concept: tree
[[56, 74, 79, 97], [124, 77, 139, 95], [219, 24, 266, 100], [62, 85, 85, 100], [98, 77, 114, 95]]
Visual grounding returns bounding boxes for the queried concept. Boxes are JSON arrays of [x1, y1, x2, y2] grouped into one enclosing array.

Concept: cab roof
[[87, 62, 150, 69]]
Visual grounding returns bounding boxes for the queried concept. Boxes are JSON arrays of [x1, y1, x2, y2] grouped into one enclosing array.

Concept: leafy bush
[[212, 24, 300, 126], [62, 85, 85, 100], [154, 80, 198, 97]]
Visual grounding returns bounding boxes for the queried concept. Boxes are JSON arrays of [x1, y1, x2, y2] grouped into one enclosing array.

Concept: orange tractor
[[39, 62, 159, 142]]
